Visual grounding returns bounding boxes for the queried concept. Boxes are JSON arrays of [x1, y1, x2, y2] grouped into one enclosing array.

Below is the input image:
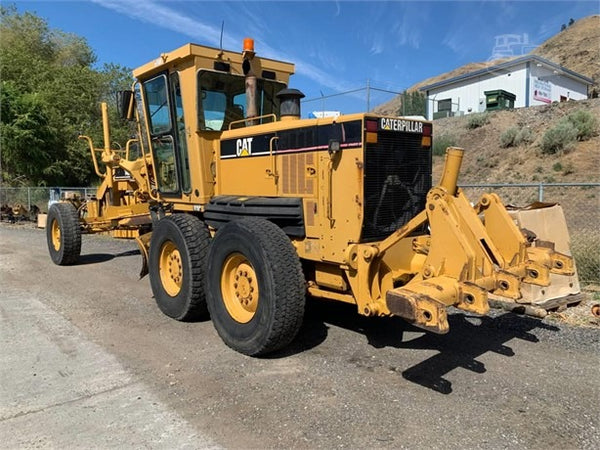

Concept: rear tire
[[206, 218, 306, 356], [46, 202, 81, 265], [149, 214, 211, 321]]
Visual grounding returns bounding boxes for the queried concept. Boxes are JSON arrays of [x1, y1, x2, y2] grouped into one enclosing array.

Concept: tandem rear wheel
[[205, 218, 306, 356], [149, 214, 211, 321], [149, 215, 306, 356]]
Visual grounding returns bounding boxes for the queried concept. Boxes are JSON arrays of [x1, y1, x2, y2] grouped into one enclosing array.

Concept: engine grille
[[361, 130, 431, 242]]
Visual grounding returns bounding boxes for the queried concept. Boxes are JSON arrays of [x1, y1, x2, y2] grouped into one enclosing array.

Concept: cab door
[[142, 72, 191, 196]]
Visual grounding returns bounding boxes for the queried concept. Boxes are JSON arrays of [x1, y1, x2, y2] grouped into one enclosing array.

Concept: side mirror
[[116, 90, 135, 120]]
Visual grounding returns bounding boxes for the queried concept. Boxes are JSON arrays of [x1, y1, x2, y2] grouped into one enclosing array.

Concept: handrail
[[267, 136, 279, 182], [229, 113, 277, 130], [78, 135, 106, 178]]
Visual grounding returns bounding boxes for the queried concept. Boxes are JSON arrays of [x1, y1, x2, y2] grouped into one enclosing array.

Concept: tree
[[0, 6, 132, 186], [398, 90, 426, 116], [0, 82, 59, 184]]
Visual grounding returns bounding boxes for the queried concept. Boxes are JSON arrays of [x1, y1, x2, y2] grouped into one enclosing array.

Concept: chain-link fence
[[0, 187, 96, 214], [1, 183, 598, 284]]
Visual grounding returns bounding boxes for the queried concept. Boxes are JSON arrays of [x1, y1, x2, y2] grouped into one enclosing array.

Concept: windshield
[[197, 70, 286, 131]]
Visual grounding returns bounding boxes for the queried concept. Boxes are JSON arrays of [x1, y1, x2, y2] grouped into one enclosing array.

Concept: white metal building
[[420, 55, 593, 120]]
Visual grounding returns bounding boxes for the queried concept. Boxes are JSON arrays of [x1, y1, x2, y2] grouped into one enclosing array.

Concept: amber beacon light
[[243, 37, 255, 53]]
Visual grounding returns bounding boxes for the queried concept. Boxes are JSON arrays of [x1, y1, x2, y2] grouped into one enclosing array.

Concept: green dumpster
[[484, 90, 516, 111]]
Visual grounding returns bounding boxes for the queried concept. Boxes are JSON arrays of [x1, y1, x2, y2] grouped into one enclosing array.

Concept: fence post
[[28, 187, 31, 211], [538, 183, 544, 202]]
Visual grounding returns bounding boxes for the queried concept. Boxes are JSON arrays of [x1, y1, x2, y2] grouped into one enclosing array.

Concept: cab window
[[142, 74, 178, 194], [144, 75, 172, 135], [197, 70, 285, 131]]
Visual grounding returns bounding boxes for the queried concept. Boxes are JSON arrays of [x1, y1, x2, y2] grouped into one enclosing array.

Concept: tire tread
[[150, 214, 211, 321], [47, 202, 81, 265], [208, 217, 306, 356]]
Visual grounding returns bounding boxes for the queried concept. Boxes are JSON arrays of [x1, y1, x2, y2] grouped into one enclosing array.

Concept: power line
[[302, 83, 406, 105], [302, 87, 367, 104]]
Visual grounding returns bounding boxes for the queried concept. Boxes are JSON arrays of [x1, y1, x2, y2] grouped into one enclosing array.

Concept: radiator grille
[[361, 131, 431, 242]]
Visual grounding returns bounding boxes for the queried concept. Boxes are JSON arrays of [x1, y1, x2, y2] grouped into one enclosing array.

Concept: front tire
[[149, 214, 211, 321], [206, 218, 306, 356], [46, 202, 81, 265]]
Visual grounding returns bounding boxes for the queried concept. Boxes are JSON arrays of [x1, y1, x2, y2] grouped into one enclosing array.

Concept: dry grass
[[545, 289, 600, 328]]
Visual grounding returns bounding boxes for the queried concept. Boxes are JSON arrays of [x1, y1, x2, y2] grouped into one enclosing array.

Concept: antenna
[[220, 21, 224, 52]]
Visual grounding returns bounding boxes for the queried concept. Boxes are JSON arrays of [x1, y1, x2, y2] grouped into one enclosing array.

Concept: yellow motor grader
[[46, 39, 580, 355]]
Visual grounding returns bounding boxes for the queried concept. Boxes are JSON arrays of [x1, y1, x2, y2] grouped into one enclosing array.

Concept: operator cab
[[123, 39, 295, 201]]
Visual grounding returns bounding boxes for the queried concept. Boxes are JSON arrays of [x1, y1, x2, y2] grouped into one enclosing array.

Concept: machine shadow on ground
[[280, 298, 560, 394], [73, 246, 561, 395], [76, 249, 140, 265]]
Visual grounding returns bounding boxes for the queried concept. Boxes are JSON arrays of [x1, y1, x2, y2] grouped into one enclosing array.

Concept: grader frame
[[46, 39, 580, 355]]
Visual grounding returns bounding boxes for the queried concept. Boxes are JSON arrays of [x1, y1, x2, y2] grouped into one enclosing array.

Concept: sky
[[13, 0, 600, 114]]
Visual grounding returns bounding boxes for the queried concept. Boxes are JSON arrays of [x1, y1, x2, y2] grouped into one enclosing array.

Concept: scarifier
[[46, 39, 580, 355]]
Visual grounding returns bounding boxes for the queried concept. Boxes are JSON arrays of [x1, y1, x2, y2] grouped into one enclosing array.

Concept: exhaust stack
[[242, 38, 258, 123]]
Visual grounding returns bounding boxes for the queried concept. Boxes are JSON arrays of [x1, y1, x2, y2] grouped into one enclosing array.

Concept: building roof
[[419, 55, 594, 92]]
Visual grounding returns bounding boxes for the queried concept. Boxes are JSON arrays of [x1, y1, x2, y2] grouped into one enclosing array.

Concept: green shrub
[[564, 109, 598, 141], [552, 162, 563, 172], [515, 127, 535, 145], [540, 120, 578, 154], [500, 127, 518, 148], [432, 134, 457, 156], [466, 112, 489, 129], [501, 126, 535, 148]]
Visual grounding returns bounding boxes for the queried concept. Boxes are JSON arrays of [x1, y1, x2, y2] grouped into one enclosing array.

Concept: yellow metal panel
[[218, 155, 279, 196], [315, 263, 348, 291], [318, 148, 364, 263]]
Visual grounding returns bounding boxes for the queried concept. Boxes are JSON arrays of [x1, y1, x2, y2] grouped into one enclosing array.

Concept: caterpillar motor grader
[[46, 38, 580, 356]]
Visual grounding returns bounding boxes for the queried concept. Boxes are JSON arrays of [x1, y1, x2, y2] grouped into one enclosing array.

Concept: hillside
[[375, 15, 599, 116], [431, 97, 600, 185], [532, 15, 600, 95]]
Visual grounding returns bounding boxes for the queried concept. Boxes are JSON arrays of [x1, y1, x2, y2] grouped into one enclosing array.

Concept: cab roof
[[132, 42, 295, 85]]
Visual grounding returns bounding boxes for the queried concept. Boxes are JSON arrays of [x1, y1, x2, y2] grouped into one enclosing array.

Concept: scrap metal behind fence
[[0, 187, 96, 214], [1, 183, 598, 284]]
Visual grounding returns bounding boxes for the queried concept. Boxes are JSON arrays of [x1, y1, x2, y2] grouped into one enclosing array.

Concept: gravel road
[[1, 224, 599, 449]]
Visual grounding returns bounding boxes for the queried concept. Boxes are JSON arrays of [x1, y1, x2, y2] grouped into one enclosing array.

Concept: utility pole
[[366, 79, 371, 112]]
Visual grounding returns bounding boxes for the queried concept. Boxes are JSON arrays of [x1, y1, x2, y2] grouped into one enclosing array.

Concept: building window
[[438, 98, 452, 112]]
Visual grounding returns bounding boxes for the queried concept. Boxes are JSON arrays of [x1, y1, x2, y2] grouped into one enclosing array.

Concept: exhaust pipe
[[242, 38, 258, 124]]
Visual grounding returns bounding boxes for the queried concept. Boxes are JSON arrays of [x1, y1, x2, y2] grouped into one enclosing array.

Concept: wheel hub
[[159, 241, 183, 297], [221, 254, 259, 323], [51, 220, 61, 251]]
